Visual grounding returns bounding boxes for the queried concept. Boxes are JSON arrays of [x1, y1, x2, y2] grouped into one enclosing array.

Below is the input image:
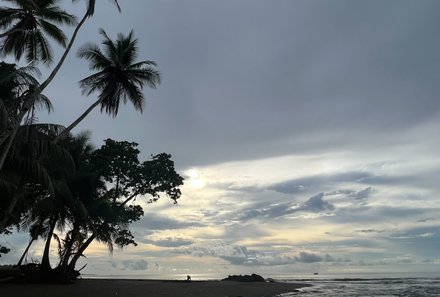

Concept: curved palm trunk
[[41, 217, 57, 271], [39, 13, 89, 92], [57, 98, 103, 140], [17, 238, 34, 266], [67, 233, 96, 273], [58, 226, 79, 271]]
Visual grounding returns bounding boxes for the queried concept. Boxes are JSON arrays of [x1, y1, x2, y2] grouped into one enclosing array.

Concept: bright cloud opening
[[185, 168, 206, 189]]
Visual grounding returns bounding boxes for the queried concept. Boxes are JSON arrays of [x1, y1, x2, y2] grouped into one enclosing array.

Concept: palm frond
[[38, 7, 77, 26], [120, 80, 144, 112], [77, 43, 110, 70], [99, 29, 118, 65], [39, 19, 68, 47], [0, 8, 22, 28], [127, 67, 161, 88], [33, 29, 53, 64], [78, 71, 108, 95], [0, 0, 76, 64], [0, 99, 8, 130], [32, 94, 53, 113]]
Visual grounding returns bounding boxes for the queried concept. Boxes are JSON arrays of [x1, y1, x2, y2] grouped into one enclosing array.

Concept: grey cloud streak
[[179, 243, 338, 266], [144, 237, 194, 248], [132, 213, 204, 231], [111, 259, 148, 271], [235, 193, 335, 222]]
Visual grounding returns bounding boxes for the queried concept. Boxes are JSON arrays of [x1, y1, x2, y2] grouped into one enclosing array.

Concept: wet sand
[[0, 278, 310, 297]]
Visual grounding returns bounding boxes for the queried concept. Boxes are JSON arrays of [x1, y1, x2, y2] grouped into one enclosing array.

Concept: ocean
[[82, 272, 440, 296], [280, 278, 440, 296]]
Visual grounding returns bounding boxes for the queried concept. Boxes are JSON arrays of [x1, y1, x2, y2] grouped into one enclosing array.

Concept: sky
[[1, 0, 440, 279]]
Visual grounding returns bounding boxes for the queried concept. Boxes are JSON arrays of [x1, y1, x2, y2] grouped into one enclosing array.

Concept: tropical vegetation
[[0, 0, 183, 283]]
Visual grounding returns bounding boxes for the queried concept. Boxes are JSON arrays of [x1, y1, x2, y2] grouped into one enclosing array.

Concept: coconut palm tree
[[0, 123, 74, 233], [0, 0, 77, 64], [0, 0, 121, 174], [57, 29, 160, 138], [17, 222, 44, 266], [40, 0, 121, 90], [0, 62, 46, 126], [0, 63, 68, 233]]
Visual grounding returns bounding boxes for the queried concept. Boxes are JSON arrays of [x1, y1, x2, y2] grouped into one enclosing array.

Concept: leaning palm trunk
[[56, 98, 103, 140], [17, 238, 35, 266], [67, 233, 96, 275], [39, 13, 89, 92], [58, 225, 80, 272], [41, 217, 57, 271]]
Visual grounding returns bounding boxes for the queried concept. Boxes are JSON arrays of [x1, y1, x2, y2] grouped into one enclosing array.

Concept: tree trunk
[[56, 98, 103, 140], [39, 12, 89, 92], [113, 176, 120, 205], [17, 238, 34, 266], [41, 217, 57, 271], [67, 233, 96, 274], [58, 226, 79, 272]]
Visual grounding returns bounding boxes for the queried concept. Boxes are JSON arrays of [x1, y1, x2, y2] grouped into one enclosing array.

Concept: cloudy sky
[[2, 0, 440, 279]]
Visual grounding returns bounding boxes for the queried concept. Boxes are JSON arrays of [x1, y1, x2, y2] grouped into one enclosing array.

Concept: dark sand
[[0, 279, 310, 297]]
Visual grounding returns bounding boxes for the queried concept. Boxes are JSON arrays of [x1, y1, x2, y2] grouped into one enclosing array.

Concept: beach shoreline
[[0, 278, 311, 297]]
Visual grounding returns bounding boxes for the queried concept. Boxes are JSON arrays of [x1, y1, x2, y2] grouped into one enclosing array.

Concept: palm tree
[[17, 222, 44, 266], [9, 132, 91, 273], [0, 0, 121, 173], [57, 29, 160, 138], [0, 62, 46, 123], [0, 0, 77, 64], [39, 0, 121, 90], [0, 63, 67, 233], [0, 123, 74, 233]]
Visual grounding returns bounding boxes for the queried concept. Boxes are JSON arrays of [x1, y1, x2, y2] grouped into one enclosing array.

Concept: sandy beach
[[0, 279, 310, 297]]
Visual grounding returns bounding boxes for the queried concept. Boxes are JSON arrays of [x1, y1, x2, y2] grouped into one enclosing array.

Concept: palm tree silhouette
[[40, 0, 121, 90], [0, 0, 77, 64], [0, 0, 121, 173], [58, 29, 160, 138]]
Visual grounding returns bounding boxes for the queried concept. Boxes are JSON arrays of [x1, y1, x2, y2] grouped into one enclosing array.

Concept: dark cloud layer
[[40, 0, 440, 167]]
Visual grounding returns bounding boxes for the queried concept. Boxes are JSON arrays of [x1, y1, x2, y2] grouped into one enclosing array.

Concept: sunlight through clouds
[[185, 168, 206, 189]]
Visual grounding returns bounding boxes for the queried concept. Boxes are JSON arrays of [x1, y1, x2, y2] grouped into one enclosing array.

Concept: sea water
[[82, 272, 440, 296], [279, 278, 440, 297]]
